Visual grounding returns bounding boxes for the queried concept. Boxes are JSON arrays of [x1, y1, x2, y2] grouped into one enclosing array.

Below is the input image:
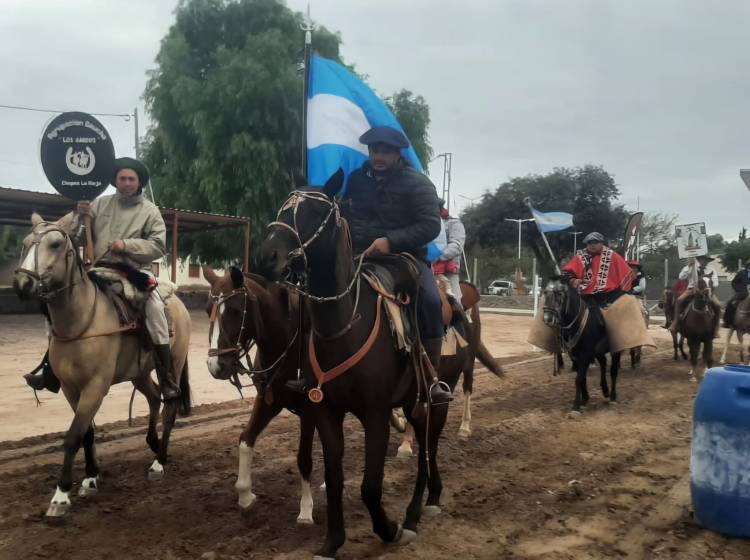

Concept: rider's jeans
[[145, 290, 170, 345], [416, 260, 444, 340]]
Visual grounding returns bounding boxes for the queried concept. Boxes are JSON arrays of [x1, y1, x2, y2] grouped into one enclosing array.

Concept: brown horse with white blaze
[[13, 213, 191, 517]]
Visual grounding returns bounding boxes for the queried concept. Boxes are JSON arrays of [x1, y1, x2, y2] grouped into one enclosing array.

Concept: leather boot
[[422, 338, 453, 405], [23, 351, 60, 393], [153, 344, 181, 400]]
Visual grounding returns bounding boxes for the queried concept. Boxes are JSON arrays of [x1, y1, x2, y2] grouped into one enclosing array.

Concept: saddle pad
[[527, 301, 561, 354], [601, 294, 656, 353], [442, 327, 468, 356], [362, 272, 412, 351], [89, 267, 176, 306]]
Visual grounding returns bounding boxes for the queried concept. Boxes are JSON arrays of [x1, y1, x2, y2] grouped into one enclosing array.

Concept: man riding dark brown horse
[[723, 262, 750, 328], [339, 125, 451, 404], [670, 256, 721, 338]]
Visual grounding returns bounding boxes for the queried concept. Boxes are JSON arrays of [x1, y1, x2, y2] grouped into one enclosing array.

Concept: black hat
[[359, 126, 409, 149], [112, 157, 150, 188]]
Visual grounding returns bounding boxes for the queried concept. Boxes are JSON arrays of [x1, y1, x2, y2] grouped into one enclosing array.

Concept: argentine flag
[[530, 208, 574, 233], [307, 55, 423, 187]]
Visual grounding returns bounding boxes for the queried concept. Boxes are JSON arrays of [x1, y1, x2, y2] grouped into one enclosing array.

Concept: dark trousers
[[416, 260, 444, 340]]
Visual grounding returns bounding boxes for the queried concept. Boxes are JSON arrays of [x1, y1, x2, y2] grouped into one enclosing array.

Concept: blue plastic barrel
[[691, 364, 750, 537]]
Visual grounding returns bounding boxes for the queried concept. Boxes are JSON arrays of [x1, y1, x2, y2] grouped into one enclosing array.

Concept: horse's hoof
[[396, 445, 413, 459], [319, 481, 326, 490], [689, 376, 697, 384], [237, 491, 257, 511], [313, 556, 335, 560], [567, 411, 582, 419], [397, 528, 418, 546], [147, 459, 165, 481], [423, 505, 441, 518], [46, 487, 71, 517], [78, 476, 98, 497], [296, 515, 314, 525], [457, 427, 471, 439], [608, 400, 618, 406]]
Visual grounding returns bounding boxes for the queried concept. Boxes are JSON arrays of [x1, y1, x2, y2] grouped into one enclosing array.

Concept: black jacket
[[342, 162, 441, 261], [732, 269, 750, 293]]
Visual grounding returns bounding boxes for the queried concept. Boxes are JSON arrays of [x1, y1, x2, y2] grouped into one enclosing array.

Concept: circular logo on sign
[[40, 112, 115, 201]]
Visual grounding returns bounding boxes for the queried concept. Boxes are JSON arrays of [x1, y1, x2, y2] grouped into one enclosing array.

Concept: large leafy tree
[[386, 89, 433, 167], [462, 166, 629, 279], [143, 0, 341, 263]]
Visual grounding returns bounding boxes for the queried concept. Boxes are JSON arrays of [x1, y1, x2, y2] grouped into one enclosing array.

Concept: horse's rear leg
[[149, 399, 178, 480], [296, 413, 316, 525], [598, 354, 609, 399], [360, 411, 400, 544], [672, 332, 679, 360], [48, 386, 105, 517], [403, 410, 428, 537], [720, 328, 734, 363], [609, 352, 621, 404], [397, 422, 415, 458], [425, 405, 450, 516], [235, 395, 283, 510], [458, 368, 474, 439], [133, 377, 161, 454]]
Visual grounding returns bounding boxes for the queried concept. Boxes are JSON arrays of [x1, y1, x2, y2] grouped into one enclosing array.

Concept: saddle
[[88, 264, 176, 334]]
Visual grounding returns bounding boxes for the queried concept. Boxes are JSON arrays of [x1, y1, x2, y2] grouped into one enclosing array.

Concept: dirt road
[[0, 321, 748, 559]]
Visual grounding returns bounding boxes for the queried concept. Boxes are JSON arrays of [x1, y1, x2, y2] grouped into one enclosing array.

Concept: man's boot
[[23, 351, 60, 393], [422, 338, 453, 405], [669, 298, 687, 335], [153, 344, 181, 400]]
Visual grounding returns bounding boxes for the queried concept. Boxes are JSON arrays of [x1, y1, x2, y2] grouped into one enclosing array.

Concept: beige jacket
[[69, 192, 166, 271]]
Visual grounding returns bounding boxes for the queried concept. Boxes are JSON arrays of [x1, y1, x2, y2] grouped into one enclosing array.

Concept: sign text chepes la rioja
[[40, 112, 115, 202]]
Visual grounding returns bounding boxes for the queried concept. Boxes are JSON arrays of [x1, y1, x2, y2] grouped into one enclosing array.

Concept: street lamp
[[567, 231, 583, 253], [505, 218, 534, 260], [429, 152, 452, 212]]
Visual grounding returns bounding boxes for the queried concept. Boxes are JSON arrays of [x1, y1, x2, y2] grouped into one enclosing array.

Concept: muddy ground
[[0, 315, 749, 559]]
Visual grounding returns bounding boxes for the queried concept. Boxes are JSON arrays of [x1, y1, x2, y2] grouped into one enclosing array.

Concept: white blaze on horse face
[[298, 477, 314, 524], [235, 441, 256, 509], [20, 244, 36, 273], [207, 303, 225, 376]]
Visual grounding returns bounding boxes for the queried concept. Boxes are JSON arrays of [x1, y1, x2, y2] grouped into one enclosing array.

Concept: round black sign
[[40, 112, 115, 201]]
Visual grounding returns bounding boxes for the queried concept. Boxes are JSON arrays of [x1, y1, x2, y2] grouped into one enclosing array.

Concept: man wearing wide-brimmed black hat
[[24, 157, 181, 400], [339, 125, 452, 404]]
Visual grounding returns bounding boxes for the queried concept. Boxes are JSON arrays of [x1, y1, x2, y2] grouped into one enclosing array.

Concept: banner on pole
[[621, 212, 644, 261], [675, 222, 708, 259]]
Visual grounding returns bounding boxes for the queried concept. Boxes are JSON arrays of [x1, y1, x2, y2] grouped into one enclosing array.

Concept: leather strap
[[309, 295, 383, 389]]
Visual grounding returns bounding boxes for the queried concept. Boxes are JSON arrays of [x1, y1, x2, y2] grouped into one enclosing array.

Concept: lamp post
[[505, 218, 534, 260], [429, 152, 453, 212], [567, 230, 583, 254]]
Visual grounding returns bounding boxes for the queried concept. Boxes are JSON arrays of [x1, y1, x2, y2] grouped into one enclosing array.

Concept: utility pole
[[133, 106, 155, 203], [568, 230, 583, 254], [429, 153, 452, 211], [505, 218, 534, 260]]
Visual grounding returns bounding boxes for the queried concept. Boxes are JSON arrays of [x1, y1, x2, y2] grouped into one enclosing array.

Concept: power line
[[0, 103, 132, 119]]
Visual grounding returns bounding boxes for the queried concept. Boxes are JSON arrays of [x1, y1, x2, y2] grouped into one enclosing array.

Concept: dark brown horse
[[662, 288, 688, 360], [675, 281, 717, 382], [202, 266, 317, 524], [257, 179, 451, 558]]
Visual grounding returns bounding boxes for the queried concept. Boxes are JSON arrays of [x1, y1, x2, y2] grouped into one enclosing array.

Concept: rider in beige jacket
[[24, 157, 180, 400]]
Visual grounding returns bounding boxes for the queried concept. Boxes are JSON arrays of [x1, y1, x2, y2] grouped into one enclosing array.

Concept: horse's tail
[[178, 360, 192, 417], [469, 304, 504, 377]]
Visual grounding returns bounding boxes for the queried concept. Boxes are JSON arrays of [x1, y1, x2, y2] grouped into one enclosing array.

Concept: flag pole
[[524, 197, 562, 276], [300, 5, 314, 183]]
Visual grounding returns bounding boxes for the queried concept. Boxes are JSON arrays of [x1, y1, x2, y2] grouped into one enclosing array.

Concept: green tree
[[143, 0, 342, 264], [462, 166, 628, 278], [0, 226, 22, 264], [721, 240, 750, 273], [386, 89, 433, 167]]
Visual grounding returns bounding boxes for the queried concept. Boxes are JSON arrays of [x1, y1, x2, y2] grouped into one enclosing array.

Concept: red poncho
[[563, 248, 634, 295]]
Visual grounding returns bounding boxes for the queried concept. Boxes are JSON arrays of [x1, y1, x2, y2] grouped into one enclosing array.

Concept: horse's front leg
[[315, 406, 346, 559], [572, 354, 589, 412], [360, 410, 400, 543], [688, 339, 700, 381], [609, 352, 621, 404], [597, 354, 609, 399], [48, 384, 105, 517], [720, 328, 733, 363], [397, 422, 415, 458], [424, 404, 450, 516], [403, 407, 428, 538], [703, 339, 714, 378], [672, 332, 679, 360], [457, 361, 474, 439], [296, 412, 316, 525], [236, 394, 283, 511]]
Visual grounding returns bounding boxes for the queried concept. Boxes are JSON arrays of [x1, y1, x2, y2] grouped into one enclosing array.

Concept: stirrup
[[285, 377, 308, 394], [428, 380, 453, 406]]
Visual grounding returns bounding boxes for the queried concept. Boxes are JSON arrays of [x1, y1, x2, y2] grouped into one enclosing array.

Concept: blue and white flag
[[307, 55, 423, 188], [530, 208, 574, 233]]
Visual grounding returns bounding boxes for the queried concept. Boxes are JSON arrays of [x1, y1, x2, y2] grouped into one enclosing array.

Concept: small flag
[[530, 208, 574, 233]]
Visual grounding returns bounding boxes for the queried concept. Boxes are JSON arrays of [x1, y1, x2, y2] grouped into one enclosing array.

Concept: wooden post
[[243, 220, 251, 273], [171, 212, 179, 284]]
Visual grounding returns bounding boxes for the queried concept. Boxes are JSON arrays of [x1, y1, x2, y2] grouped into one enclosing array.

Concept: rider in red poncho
[[562, 232, 634, 306]]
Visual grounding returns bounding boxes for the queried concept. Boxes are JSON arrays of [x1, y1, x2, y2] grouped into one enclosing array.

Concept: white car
[[486, 280, 515, 296]]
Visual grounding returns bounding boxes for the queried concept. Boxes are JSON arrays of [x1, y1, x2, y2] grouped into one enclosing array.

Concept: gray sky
[[2, 0, 749, 239]]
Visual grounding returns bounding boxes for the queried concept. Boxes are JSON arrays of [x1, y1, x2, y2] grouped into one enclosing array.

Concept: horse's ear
[[31, 213, 44, 227], [229, 266, 244, 290], [202, 265, 219, 286], [56, 212, 76, 235], [322, 168, 345, 199]]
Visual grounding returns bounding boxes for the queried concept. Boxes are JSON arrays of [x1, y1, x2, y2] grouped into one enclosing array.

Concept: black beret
[[112, 157, 150, 188], [359, 126, 409, 149]]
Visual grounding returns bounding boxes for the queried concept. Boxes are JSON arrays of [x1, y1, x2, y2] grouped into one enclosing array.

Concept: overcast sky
[[2, 0, 749, 239]]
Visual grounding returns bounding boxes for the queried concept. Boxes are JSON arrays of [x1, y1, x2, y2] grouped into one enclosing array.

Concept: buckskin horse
[[542, 277, 621, 412], [257, 176, 452, 558], [13, 213, 191, 517], [202, 265, 317, 524], [719, 290, 750, 364]]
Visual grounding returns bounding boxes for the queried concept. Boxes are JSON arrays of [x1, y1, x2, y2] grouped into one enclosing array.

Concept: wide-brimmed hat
[[583, 232, 605, 244], [696, 255, 715, 263], [111, 157, 150, 188], [359, 126, 409, 149]]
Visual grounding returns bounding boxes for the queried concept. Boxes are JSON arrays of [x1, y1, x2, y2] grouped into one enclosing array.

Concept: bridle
[[207, 287, 252, 361], [544, 281, 589, 353], [15, 222, 83, 302], [266, 191, 365, 303]]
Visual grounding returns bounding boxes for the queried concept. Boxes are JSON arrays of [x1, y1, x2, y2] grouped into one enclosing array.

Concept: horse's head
[[542, 276, 567, 327], [13, 212, 79, 301], [257, 169, 345, 282], [693, 278, 710, 309], [203, 265, 264, 380]]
